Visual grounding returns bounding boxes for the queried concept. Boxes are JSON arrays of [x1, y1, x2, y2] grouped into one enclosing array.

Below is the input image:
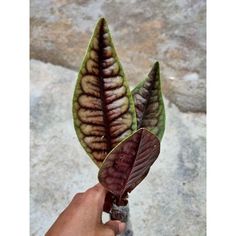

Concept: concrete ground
[[30, 60, 206, 236]]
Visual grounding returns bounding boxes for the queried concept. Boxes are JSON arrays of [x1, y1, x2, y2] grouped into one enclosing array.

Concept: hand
[[45, 183, 126, 236]]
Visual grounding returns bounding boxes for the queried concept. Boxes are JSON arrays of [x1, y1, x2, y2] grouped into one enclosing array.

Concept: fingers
[[68, 183, 108, 224], [86, 183, 107, 200], [70, 183, 107, 221], [105, 220, 126, 235], [85, 183, 107, 207]]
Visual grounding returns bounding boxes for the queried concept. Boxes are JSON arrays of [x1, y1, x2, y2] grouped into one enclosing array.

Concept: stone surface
[[30, 60, 206, 236], [30, 0, 206, 112]]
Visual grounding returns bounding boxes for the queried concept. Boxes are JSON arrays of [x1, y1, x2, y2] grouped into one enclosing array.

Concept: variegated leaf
[[132, 62, 165, 141], [98, 128, 160, 201], [73, 18, 137, 167]]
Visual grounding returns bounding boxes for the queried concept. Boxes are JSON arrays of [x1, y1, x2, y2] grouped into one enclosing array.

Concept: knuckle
[[83, 188, 101, 203], [84, 190, 96, 200], [72, 192, 84, 203], [86, 187, 99, 197]]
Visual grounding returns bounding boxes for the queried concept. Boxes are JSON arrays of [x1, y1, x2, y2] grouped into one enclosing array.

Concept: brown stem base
[[110, 204, 134, 236]]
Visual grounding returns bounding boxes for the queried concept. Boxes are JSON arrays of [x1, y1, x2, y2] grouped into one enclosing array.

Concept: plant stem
[[110, 204, 134, 236]]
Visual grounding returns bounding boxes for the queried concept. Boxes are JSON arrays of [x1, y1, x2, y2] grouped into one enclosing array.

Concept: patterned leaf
[[98, 128, 160, 201], [73, 18, 137, 167], [132, 62, 165, 141]]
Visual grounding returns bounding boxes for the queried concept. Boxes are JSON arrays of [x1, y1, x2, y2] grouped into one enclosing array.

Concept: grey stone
[[162, 77, 206, 113], [30, 0, 206, 112], [30, 60, 206, 236]]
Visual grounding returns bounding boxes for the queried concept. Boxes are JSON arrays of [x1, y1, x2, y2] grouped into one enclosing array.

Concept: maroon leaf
[[132, 62, 165, 141], [98, 128, 160, 201]]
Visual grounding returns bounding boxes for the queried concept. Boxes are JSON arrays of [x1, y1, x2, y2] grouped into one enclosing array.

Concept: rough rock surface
[[30, 60, 206, 236], [30, 0, 206, 112]]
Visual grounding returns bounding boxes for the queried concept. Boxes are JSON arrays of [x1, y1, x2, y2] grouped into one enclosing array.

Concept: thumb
[[105, 220, 126, 235]]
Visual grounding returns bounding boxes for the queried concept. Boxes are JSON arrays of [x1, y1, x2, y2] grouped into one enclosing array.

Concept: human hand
[[45, 183, 126, 236]]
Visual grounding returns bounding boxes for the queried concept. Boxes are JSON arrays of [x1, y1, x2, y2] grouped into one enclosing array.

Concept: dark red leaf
[[132, 62, 165, 141], [98, 128, 160, 201]]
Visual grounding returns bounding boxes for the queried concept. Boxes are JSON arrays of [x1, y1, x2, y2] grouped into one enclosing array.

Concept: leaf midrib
[[138, 75, 156, 128], [97, 19, 112, 151], [120, 129, 144, 198]]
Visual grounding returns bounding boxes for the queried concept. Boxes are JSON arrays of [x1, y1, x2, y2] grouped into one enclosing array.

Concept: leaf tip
[[148, 61, 160, 78], [97, 17, 107, 25]]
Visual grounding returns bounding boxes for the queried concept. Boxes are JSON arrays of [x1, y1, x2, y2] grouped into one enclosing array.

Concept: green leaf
[[98, 128, 160, 202], [72, 18, 137, 167], [132, 62, 165, 141]]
